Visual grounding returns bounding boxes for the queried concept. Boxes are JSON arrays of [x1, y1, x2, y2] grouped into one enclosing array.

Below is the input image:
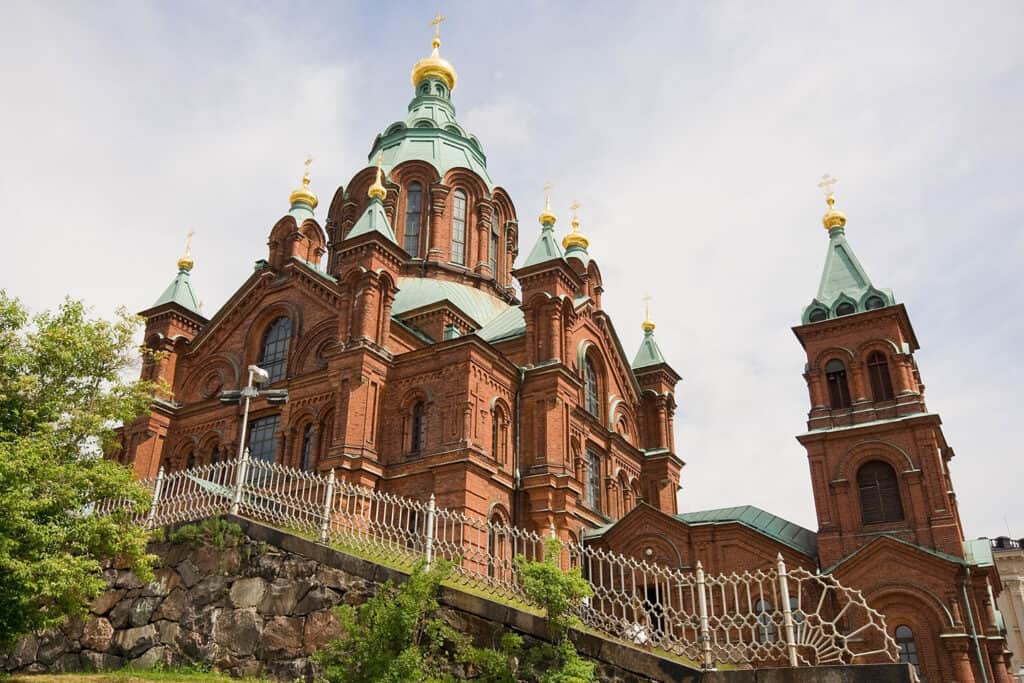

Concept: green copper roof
[[152, 267, 201, 315], [632, 328, 667, 370], [522, 224, 565, 267], [369, 79, 493, 189], [801, 226, 896, 324], [347, 197, 397, 243], [391, 277, 512, 328], [675, 505, 819, 558], [288, 198, 316, 225], [475, 305, 526, 343]]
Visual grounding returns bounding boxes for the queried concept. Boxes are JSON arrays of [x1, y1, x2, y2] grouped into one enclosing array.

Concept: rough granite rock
[[143, 567, 182, 597], [80, 618, 115, 653], [229, 576, 267, 609], [156, 620, 180, 646], [35, 630, 68, 665], [114, 624, 157, 659], [261, 616, 305, 657], [8, 634, 39, 669], [130, 596, 163, 626], [91, 588, 126, 616], [191, 574, 229, 606], [303, 609, 343, 655], [153, 587, 187, 621], [214, 608, 262, 657], [107, 598, 134, 629], [258, 579, 309, 616], [294, 586, 339, 616], [130, 645, 169, 669], [79, 650, 123, 671], [176, 558, 202, 588]]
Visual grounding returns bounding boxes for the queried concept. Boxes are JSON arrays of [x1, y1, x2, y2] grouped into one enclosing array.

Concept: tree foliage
[[0, 292, 156, 648], [315, 537, 596, 683]]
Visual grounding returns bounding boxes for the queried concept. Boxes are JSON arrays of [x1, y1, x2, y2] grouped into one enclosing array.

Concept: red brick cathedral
[[114, 28, 1011, 683]]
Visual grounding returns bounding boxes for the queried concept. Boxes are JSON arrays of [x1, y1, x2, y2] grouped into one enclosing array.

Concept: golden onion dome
[[822, 194, 846, 230], [368, 153, 387, 201], [538, 183, 557, 226], [562, 214, 589, 250], [177, 230, 194, 272], [289, 156, 318, 209], [411, 36, 457, 91]]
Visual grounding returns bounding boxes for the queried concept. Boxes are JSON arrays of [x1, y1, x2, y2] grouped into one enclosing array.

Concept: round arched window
[[836, 301, 855, 316], [808, 308, 828, 323], [865, 295, 885, 310]]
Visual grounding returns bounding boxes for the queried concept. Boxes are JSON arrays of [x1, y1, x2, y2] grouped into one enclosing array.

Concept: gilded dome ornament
[[817, 173, 846, 230], [562, 199, 589, 250], [642, 294, 656, 333], [289, 155, 319, 209], [368, 153, 387, 200], [411, 13, 458, 91], [538, 182, 557, 226], [177, 229, 195, 272]]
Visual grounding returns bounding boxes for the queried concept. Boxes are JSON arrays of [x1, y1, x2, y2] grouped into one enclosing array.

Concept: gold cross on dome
[[543, 181, 553, 207], [569, 200, 581, 217], [430, 12, 447, 40], [185, 228, 194, 251], [817, 173, 838, 197], [642, 293, 652, 321]]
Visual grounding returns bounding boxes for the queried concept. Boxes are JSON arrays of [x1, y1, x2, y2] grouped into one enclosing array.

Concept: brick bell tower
[[793, 179, 965, 570]]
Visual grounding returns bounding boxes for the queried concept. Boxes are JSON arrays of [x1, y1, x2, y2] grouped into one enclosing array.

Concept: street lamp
[[219, 364, 289, 462]]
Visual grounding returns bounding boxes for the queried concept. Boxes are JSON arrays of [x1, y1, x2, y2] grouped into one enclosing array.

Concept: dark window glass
[[492, 407, 502, 462], [895, 625, 922, 678], [247, 415, 281, 464], [404, 182, 422, 258], [410, 401, 426, 455], [488, 207, 499, 278], [808, 308, 828, 323], [645, 583, 666, 635], [865, 295, 885, 310], [300, 424, 315, 471], [858, 461, 904, 524], [825, 359, 852, 409], [585, 449, 601, 511], [584, 356, 599, 416], [867, 351, 895, 401], [209, 445, 221, 464], [259, 317, 292, 384], [451, 190, 467, 265], [184, 450, 196, 470], [754, 599, 775, 643], [836, 301, 855, 316]]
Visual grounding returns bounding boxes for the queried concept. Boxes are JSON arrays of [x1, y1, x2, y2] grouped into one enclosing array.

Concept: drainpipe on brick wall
[[512, 366, 524, 527], [964, 565, 991, 683]]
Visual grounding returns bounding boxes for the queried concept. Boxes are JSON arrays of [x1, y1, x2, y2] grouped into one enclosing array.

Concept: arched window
[[825, 359, 852, 409], [895, 625, 921, 677], [259, 317, 292, 384], [247, 415, 281, 465], [754, 599, 775, 643], [865, 295, 886, 310], [584, 449, 601, 511], [184, 449, 196, 471], [584, 355, 599, 417], [404, 182, 422, 258], [300, 424, 315, 471], [410, 401, 426, 455], [808, 307, 828, 323], [451, 189, 467, 265], [491, 404, 507, 464], [488, 207, 499, 278], [836, 301, 855, 316], [857, 461, 904, 524], [867, 351, 895, 401], [208, 445, 222, 465]]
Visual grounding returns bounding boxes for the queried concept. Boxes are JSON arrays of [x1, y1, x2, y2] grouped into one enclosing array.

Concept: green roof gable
[[801, 226, 896, 324], [521, 223, 565, 268], [347, 197, 398, 243], [632, 327, 667, 369], [152, 267, 202, 315], [675, 505, 819, 558]]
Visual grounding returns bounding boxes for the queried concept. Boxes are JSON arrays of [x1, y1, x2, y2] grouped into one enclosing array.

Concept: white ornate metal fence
[[100, 452, 898, 670]]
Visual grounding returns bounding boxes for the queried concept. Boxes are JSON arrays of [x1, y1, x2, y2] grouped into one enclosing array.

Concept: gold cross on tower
[[430, 12, 447, 45], [642, 294, 655, 332], [817, 173, 838, 198]]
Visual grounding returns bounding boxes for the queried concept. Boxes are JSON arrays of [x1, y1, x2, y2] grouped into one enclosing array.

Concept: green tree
[[0, 292, 156, 648]]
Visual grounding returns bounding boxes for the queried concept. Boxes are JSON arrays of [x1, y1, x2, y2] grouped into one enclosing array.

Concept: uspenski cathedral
[[112, 21, 1013, 683]]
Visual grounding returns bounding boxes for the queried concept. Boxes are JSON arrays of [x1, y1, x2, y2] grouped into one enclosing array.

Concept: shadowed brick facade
[[113, 31, 1010, 683]]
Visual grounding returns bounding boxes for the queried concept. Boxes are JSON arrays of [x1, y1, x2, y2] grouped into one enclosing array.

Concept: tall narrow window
[[488, 207, 499, 278], [857, 460, 904, 524], [825, 359, 852, 409], [410, 401, 426, 455], [895, 625, 921, 678], [584, 355, 599, 417], [491, 405, 506, 464], [867, 351, 895, 401], [404, 182, 422, 258], [300, 424, 315, 471], [585, 449, 601, 511], [754, 599, 775, 643], [259, 317, 292, 384], [247, 415, 281, 465], [451, 189, 467, 265]]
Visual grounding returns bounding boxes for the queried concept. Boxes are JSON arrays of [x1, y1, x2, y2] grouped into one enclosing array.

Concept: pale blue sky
[[3, 1, 1021, 538]]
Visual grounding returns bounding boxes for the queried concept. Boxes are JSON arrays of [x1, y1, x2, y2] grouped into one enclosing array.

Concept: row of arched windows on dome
[[808, 295, 887, 322], [824, 351, 895, 410], [399, 182, 507, 284]]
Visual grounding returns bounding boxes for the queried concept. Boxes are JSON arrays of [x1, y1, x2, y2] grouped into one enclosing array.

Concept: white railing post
[[696, 560, 713, 670], [424, 493, 437, 568], [777, 553, 799, 667], [231, 448, 250, 516], [146, 466, 166, 528], [319, 469, 336, 544]]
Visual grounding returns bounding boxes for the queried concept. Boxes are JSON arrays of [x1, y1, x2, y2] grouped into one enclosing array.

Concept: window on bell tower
[[451, 189, 467, 265], [867, 351, 895, 401], [825, 359, 852, 409], [857, 460, 904, 524], [584, 355, 600, 417], [404, 182, 423, 258]]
